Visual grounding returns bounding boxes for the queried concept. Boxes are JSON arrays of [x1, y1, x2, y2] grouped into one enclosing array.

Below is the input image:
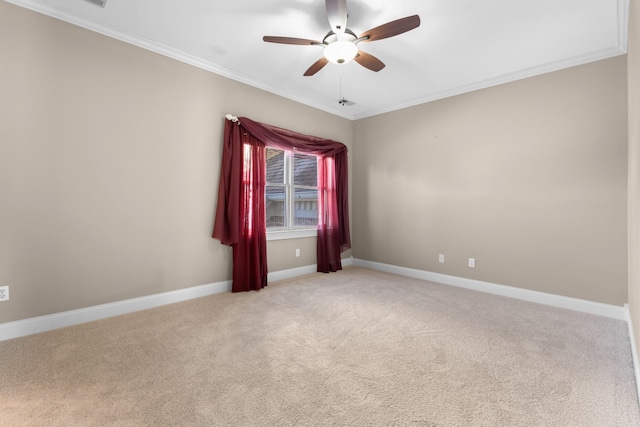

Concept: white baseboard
[[268, 264, 318, 282], [626, 305, 640, 405], [0, 259, 358, 342], [267, 257, 353, 282], [0, 280, 231, 342], [353, 258, 626, 320], [3, 256, 620, 342]]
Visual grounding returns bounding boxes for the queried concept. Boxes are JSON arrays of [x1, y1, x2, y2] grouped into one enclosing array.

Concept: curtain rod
[[225, 114, 239, 123]]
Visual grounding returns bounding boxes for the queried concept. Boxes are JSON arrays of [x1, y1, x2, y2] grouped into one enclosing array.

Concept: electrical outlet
[[295, 248, 300, 257], [0, 286, 9, 302], [438, 254, 445, 263], [468, 258, 475, 268]]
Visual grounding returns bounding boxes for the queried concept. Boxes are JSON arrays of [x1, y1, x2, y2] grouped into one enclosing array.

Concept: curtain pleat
[[317, 156, 342, 272], [213, 121, 267, 292]]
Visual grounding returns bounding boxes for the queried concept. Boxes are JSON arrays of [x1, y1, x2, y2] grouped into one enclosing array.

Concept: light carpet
[[1, 266, 639, 426]]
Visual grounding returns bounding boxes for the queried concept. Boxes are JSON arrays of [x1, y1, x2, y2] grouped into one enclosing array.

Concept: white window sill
[[267, 228, 317, 241]]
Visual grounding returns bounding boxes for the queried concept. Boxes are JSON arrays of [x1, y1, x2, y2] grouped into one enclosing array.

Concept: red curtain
[[317, 156, 340, 272], [212, 120, 267, 292], [213, 117, 351, 291]]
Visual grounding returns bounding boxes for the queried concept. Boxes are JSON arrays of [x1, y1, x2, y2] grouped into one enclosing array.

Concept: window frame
[[265, 148, 319, 241]]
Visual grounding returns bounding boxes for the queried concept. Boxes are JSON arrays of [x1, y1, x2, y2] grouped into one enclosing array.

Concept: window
[[265, 148, 319, 239]]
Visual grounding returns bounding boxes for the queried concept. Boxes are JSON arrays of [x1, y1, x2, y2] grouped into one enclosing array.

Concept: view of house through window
[[266, 148, 318, 230]]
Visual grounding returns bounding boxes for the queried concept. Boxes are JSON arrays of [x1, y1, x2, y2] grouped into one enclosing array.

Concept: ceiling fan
[[263, 0, 420, 76]]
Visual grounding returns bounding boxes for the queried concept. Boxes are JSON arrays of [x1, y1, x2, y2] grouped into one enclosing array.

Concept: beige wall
[[0, 2, 353, 323], [629, 0, 640, 355], [353, 56, 628, 305]]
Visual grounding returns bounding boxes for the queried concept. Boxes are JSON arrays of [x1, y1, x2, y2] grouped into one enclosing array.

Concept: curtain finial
[[225, 114, 239, 123]]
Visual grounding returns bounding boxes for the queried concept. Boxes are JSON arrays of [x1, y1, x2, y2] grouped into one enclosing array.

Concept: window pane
[[293, 153, 317, 186], [266, 186, 286, 228], [266, 148, 285, 184], [293, 188, 318, 227]]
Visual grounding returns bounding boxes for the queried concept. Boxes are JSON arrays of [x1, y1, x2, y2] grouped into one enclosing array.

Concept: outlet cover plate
[[0, 286, 8, 302]]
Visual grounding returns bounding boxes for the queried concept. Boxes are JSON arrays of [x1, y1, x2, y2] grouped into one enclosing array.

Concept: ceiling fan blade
[[304, 57, 329, 76], [325, 0, 348, 34], [354, 51, 385, 72], [263, 36, 322, 46], [358, 15, 421, 42]]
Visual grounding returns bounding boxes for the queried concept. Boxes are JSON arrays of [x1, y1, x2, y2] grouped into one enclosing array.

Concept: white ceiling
[[7, 0, 629, 120]]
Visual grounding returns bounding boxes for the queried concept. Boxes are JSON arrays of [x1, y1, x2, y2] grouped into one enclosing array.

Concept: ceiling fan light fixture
[[323, 41, 358, 64]]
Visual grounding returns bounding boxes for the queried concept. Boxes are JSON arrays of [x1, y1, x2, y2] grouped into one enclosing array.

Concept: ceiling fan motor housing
[[322, 30, 358, 64]]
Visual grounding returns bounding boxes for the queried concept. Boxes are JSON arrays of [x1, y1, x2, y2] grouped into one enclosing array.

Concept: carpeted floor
[[1, 266, 639, 426]]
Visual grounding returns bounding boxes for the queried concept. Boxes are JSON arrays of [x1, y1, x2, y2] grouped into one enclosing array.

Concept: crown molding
[[5, 0, 629, 121]]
